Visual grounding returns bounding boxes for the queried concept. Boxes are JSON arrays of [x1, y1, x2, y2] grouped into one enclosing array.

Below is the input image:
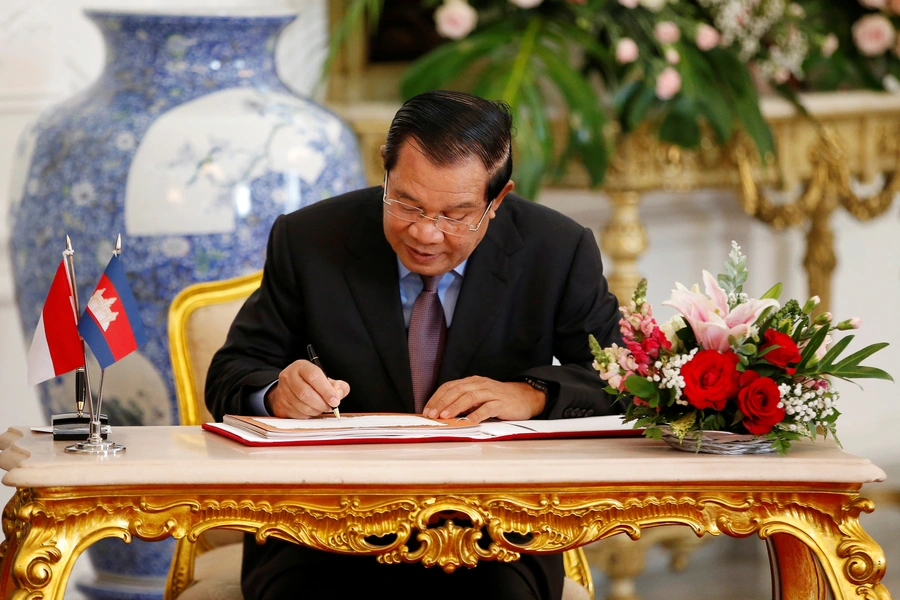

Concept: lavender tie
[[408, 274, 447, 413]]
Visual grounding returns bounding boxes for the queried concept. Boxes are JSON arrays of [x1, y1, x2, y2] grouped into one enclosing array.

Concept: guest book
[[203, 413, 640, 447]]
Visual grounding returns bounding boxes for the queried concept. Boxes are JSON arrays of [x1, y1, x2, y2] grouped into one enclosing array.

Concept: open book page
[[477, 415, 636, 436], [223, 413, 480, 439], [212, 414, 638, 445]]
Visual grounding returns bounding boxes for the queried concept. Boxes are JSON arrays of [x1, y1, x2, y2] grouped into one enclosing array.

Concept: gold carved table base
[[0, 483, 889, 600]]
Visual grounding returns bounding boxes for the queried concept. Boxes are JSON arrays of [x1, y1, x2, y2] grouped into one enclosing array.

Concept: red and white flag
[[27, 259, 85, 385]]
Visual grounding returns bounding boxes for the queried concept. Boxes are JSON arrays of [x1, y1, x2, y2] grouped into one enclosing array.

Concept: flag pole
[[94, 234, 122, 420], [65, 234, 124, 455], [64, 235, 95, 420]]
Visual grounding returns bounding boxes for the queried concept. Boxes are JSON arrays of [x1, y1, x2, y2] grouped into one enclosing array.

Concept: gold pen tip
[[334, 408, 341, 419]]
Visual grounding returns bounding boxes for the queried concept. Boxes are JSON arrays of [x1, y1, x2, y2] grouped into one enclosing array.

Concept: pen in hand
[[307, 344, 341, 419]]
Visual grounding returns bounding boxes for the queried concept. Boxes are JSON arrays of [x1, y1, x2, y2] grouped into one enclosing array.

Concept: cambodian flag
[[27, 260, 86, 385], [78, 255, 147, 370]]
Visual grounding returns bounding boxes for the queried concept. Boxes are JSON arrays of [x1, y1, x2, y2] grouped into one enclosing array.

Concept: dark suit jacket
[[205, 186, 623, 599]]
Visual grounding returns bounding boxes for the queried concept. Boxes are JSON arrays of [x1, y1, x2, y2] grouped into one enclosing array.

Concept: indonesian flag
[[78, 255, 147, 370], [27, 260, 85, 385]]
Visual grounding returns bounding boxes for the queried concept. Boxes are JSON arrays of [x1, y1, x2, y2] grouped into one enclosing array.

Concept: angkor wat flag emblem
[[78, 255, 147, 370]]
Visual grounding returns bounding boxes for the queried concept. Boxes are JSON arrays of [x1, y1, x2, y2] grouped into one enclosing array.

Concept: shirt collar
[[398, 258, 467, 281]]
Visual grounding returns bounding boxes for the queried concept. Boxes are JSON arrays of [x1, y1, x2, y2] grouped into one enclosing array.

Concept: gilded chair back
[[165, 270, 593, 600], [168, 271, 263, 426]]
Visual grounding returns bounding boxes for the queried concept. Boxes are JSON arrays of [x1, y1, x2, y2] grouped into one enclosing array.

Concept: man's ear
[[489, 180, 514, 218], [380, 144, 387, 167]]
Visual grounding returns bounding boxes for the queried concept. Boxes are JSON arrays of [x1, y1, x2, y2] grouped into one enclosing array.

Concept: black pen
[[307, 344, 341, 419]]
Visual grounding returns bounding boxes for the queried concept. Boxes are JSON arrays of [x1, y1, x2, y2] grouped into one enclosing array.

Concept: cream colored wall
[[1, 0, 897, 525]]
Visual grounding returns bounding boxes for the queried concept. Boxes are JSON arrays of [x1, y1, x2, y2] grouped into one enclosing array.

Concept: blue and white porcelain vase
[[9, 10, 367, 426]]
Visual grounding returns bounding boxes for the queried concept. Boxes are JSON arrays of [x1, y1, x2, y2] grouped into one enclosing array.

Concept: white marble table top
[[0, 425, 886, 489]]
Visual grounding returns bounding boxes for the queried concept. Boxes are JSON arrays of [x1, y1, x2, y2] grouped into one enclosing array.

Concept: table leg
[[767, 533, 827, 600], [1, 489, 88, 600], [760, 497, 889, 600]]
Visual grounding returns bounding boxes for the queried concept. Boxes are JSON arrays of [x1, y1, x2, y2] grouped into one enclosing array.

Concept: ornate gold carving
[[601, 191, 648, 303], [1, 485, 889, 599]]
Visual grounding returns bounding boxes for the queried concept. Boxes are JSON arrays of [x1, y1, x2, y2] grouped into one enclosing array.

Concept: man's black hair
[[383, 90, 514, 203]]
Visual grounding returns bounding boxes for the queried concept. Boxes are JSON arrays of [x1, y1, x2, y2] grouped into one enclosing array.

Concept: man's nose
[[408, 217, 445, 243]]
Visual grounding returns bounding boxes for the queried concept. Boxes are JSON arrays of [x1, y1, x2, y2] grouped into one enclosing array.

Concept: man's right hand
[[264, 360, 350, 418]]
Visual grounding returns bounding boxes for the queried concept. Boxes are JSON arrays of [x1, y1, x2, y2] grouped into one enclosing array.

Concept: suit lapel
[[439, 207, 524, 383], [344, 200, 415, 412]]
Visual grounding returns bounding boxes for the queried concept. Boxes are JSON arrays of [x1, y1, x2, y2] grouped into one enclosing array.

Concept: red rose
[[736, 373, 785, 435], [760, 329, 802, 374], [681, 350, 740, 411]]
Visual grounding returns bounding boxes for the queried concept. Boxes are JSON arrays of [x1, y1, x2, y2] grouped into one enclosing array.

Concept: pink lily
[[662, 270, 779, 353]]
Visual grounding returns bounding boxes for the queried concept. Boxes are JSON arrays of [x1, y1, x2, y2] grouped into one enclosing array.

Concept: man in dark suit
[[206, 90, 622, 600]]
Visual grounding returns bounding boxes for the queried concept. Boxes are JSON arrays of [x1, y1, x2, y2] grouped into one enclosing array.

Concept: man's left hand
[[422, 376, 545, 423]]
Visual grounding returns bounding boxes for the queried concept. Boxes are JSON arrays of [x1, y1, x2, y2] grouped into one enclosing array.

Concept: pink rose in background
[[662, 270, 780, 353], [434, 0, 478, 40], [666, 48, 680, 64], [509, 0, 544, 8], [695, 24, 721, 51], [655, 67, 682, 99], [859, 0, 887, 8], [640, 0, 668, 12], [616, 38, 639, 63], [822, 33, 839, 57], [773, 67, 791, 84], [852, 14, 896, 56], [654, 21, 681, 44]]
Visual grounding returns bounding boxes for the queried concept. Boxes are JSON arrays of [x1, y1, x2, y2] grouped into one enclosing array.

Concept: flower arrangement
[[333, 0, 900, 199], [589, 242, 893, 454]]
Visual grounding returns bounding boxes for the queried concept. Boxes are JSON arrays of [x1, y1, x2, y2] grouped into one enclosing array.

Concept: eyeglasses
[[382, 173, 493, 237]]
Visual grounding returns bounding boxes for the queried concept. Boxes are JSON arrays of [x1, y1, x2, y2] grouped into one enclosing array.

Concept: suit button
[[585, 409, 594, 417], [563, 408, 574, 418]]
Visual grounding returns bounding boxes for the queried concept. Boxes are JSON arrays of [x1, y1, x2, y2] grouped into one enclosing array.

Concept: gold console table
[[0, 425, 890, 599], [331, 91, 900, 311]]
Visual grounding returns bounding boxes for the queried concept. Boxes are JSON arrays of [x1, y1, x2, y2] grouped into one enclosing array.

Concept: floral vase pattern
[[75, 538, 177, 600], [9, 10, 367, 426]]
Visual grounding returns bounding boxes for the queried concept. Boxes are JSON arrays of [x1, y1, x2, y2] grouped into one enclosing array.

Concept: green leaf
[[644, 427, 662, 440], [760, 283, 783, 301], [772, 437, 791, 455], [589, 334, 603, 357], [677, 43, 734, 144], [511, 107, 548, 200], [400, 26, 519, 98], [830, 365, 894, 381], [624, 85, 656, 133], [518, 81, 555, 181], [322, 0, 386, 90], [532, 43, 609, 186], [614, 80, 641, 114], [831, 342, 890, 371], [545, 20, 612, 66], [798, 323, 830, 369], [625, 375, 656, 399], [705, 49, 775, 159], [658, 96, 701, 148], [827, 423, 843, 448], [816, 335, 854, 371]]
